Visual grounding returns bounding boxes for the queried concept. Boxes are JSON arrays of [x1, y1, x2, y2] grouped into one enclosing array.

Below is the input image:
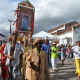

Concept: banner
[[18, 6, 34, 32]]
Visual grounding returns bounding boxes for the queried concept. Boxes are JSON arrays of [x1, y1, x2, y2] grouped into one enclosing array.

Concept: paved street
[[0, 59, 78, 80]]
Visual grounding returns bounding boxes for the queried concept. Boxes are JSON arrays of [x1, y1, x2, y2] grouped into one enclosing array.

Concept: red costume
[[1, 44, 10, 79]]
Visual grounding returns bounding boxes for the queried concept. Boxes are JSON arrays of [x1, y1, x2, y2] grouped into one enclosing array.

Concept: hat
[[76, 40, 80, 43], [53, 42, 57, 45], [33, 38, 43, 46]]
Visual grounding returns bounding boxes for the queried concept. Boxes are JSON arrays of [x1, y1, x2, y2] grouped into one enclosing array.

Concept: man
[[72, 40, 80, 79], [25, 38, 51, 80], [42, 37, 51, 66], [4, 33, 26, 80], [51, 42, 58, 71]]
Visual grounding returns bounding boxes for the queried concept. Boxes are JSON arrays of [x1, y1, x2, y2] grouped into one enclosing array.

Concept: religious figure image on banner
[[21, 11, 30, 30], [18, 6, 34, 31]]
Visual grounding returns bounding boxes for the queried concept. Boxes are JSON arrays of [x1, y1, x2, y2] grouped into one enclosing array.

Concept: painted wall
[[73, 26, 80, 45]]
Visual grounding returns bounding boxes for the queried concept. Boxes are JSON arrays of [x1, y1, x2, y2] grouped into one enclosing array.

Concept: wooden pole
[[31, 32, 33, 80], [24, 33, 26, 49], [23, 32, 26, 80]]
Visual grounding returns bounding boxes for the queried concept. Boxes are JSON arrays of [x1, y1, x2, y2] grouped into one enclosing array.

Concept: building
[[48, 21, 80, 45], [0, 33, 5, 46]]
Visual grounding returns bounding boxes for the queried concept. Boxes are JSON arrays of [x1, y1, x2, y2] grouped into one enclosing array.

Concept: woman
[[67, 44, 72, 62], [72, 40, 80, 79], [61, 45, 65, 65], [51, 43, 58, 71]]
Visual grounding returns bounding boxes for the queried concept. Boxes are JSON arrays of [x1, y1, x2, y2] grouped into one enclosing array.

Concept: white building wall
[[58, 31, 72, 39], [58, 31, 72, 45], [69, 38, 72, 45], [51, 25, 65, 33]]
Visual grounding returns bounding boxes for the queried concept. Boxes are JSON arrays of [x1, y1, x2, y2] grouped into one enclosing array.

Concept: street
[[0, 59, 78, 80]]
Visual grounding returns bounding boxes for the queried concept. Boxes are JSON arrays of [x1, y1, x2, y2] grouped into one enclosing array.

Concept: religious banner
[[13, 0, 35, 33], [18, 6, 34, 32]]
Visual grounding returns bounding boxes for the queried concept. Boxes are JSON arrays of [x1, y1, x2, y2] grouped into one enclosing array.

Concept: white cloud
[[33, 0, 80, 33], [0, 0, 80, 35], [0, 0, 19, 36]]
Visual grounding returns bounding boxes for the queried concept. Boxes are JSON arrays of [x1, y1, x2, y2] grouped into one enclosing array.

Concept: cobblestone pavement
[[50, 59, 78, 80], [0, 59, 79, 80]]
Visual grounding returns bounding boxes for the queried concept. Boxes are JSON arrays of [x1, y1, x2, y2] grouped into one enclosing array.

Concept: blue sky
[[0, 0, 80, 37]]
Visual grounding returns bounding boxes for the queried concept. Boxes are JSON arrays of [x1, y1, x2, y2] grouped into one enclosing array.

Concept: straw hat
[[53, 42, 57, 45], [33, 38, 43, 46]]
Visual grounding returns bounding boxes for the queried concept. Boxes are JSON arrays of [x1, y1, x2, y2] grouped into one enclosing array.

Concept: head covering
[[33, 38, 43, 46], [53, 42, 57, 45], [76, 40, 80, 43]]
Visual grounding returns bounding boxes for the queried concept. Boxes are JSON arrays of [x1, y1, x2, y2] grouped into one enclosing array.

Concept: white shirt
[[4, 42, 25, 66], [72, 46, 80, 59]]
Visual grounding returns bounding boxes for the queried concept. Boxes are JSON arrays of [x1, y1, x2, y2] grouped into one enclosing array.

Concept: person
[[21, 11, 30, 31], [19, 36, 29, 80], [25, 38, 51, 80], [42, 38, 51, 66], [51, 42, 58, 71], [64, 45, 67, 57], [58, 46, 61, 60], [61, 45, 65, 65], [72, 40, 80, 79], [67, 44, 72, 62], [4, 33, 26, 80], [1, 36, 12, 80]]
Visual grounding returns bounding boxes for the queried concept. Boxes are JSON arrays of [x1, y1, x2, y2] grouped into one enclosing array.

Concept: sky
[[0, 0, 80, 37]]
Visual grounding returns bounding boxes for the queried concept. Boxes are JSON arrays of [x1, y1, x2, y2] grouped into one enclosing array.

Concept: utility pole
[[8, 20, 14, 36]]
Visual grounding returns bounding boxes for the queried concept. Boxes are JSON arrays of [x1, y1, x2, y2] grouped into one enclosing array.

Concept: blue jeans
[[67, 53, 72, 60], [8, 64, 19, 80]]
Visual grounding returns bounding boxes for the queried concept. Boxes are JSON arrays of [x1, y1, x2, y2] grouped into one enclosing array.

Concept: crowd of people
[[0, 33, 80, 80]]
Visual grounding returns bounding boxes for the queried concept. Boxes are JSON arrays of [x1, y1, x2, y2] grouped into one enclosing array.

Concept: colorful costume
[[1, 44, 10, 79]]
